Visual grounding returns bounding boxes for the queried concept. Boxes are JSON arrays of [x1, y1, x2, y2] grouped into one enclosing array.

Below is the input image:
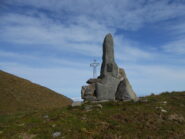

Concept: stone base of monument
[[82, 68, 137, 102], [81, 34, 137, 102]]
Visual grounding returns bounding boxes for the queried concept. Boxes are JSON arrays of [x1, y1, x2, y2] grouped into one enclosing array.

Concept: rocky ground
[[0, 91, 185, 139]]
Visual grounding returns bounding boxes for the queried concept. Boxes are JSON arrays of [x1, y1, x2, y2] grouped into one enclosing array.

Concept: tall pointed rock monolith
[[81, 33, 137, 101], [99, 33, 118, 78]]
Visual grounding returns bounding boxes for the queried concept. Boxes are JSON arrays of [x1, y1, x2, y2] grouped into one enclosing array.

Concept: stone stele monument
[[81, 33, 137, 101]]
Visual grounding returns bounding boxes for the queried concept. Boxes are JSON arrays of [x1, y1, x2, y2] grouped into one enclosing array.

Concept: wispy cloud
[[0, 0, 185, 98], [161, 19, 185, 55], [3, 0, 185, 30], [0, 13, 112, 57], [162, 39, 185, 54]]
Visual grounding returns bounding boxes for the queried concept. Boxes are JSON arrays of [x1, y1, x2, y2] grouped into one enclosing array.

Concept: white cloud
[[0, 13, 112, 57], [0, 50, 92, 69], [114, 36, 154, 62], [161, 20, 185, 55], [162, 39, 185, 54], [1, 0, 185, 99], [4, 0, 185, 30]]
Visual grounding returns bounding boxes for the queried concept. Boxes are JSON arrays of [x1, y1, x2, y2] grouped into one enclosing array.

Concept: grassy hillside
[[0, 70, 72, 114], [0, 91, 185, 138]]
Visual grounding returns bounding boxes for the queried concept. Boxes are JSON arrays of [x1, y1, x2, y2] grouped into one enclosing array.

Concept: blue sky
[[0, 0, 185, 100]]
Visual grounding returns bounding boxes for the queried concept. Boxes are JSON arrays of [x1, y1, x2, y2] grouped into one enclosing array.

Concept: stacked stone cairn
[[81, 33, 137, 101]]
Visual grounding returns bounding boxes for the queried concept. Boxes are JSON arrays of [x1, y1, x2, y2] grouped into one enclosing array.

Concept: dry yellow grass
[[0, 70, 72, 114]]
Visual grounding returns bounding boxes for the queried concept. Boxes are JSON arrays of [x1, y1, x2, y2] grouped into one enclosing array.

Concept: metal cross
[[90, 59, 100, 78]]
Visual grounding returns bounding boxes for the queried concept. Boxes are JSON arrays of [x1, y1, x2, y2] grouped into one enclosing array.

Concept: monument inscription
[[107, 63, 113, 72]]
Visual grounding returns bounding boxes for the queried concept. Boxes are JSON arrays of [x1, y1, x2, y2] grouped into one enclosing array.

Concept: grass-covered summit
[[0, 70, 72, 114], [0, 91, 185, 138]]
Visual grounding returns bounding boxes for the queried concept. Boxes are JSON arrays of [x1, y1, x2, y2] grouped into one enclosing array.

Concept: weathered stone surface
[[115, 80, 130, 100], [43, 115, 49, 119], [95, 34, 121, 100], [81, 84, 96, 99], [95, 104, 103, 109], [84, 104, 103, 111], [90, 100, 110, 103], [96, 76, 120, 100], [118, 68, 125, 80], [52, 132, 61, 138], [84, 105, 93, 111], [115, 68, 137, 101], [86, 78, 101, 84], [99, 33, 119, 78], [81, 33, 137, 101], [83, 95, 97, 101]]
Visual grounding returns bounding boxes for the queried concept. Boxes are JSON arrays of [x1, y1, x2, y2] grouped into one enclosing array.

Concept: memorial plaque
[[107, 63, 113, 72]]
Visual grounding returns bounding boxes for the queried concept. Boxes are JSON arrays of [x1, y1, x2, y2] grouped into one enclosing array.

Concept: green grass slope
[[0, 70, 72, 114], [0, 91, 185, 138]]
